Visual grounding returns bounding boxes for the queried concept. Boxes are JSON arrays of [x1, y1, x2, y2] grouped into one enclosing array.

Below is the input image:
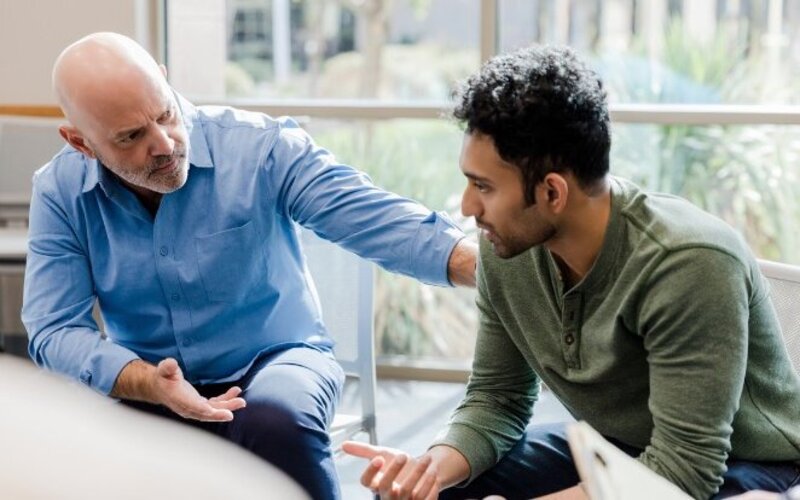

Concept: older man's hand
[[112, 358, 246, 422], [152, 358, 247, 421]]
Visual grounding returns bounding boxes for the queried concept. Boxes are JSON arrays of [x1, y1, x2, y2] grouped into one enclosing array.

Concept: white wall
[[0, 0, 151, 105], [167, 0, 227, 100]]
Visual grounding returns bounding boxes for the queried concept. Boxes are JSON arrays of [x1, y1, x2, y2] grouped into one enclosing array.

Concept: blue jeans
[[123, 346, 345, 500], [440, 423, 800, 500]]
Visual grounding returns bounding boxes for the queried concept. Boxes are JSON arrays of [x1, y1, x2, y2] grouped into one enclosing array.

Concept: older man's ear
[[58, 125, 95, 159]]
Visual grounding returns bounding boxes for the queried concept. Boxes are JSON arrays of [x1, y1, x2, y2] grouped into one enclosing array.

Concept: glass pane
[[225, 0, 481, 100], [302, 119, 800, 361], [611, 123, 800, 263], [499, 0, 800, 104], [303, 118, 478, 361]]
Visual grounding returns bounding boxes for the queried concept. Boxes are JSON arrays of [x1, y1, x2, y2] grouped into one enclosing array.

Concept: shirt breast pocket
[[194, 221, 266, 303]]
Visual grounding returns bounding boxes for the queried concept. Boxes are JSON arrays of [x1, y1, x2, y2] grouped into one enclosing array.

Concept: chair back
[[758, 259, 800, 376], [300, 229, 377, 444], [0, 117, 65, 227]]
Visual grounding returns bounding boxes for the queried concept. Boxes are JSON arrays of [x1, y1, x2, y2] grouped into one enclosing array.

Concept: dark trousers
[[123, 347, 345, 500], [440, 422, 800, 500]]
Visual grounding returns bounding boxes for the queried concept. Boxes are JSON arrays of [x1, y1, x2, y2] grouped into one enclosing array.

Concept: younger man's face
[[459, 132, 555, 259]]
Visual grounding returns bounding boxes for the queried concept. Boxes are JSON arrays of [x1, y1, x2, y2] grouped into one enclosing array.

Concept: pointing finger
[[360, 455, 385, 489], [343, 441, 382, 459], [376, 453, 408, 494]]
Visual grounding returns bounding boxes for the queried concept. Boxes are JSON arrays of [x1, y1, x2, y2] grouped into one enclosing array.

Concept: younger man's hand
[[342, 441, 440, 499]]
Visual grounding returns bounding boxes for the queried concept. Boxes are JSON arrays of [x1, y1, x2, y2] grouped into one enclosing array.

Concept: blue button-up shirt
[[22, 95, 463, 395]]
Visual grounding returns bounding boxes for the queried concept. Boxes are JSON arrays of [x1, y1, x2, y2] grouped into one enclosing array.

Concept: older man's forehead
[[96, 82, 172, 138]]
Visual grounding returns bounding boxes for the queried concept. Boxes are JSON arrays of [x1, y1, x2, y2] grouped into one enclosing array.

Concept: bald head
[[53, 32, 167, 129], [51, 33, 190, 201]]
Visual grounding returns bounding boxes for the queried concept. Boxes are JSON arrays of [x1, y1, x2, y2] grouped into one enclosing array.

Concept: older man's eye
[[119, 131, 141, 144], [158, 109, 173, 123]]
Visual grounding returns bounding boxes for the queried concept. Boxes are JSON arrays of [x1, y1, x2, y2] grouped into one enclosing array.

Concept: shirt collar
[[175, 89, 213, 169], [565, 176, 627, 294], [81, 88, 213, 194], [81, 157, 117, 196]]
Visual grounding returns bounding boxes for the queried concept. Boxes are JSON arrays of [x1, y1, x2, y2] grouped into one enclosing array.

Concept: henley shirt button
[[171, 293, 180, 301], [182, 338, 192, 347], [564, 334, 575, 345], [159, 246, 168, 256]]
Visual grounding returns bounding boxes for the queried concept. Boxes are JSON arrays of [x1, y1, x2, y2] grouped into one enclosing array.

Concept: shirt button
[[564, 334, 575, 345], [171, 293, 180, 301], [159, 246, 168, 256], [182, 338, 192, 347]]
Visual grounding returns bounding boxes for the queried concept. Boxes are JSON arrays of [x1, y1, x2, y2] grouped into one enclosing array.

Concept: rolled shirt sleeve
[[430, 239, 540, 481], [23, 179, 140, 395], [265, 118, 464, 286], [21, 107, 466, 394]]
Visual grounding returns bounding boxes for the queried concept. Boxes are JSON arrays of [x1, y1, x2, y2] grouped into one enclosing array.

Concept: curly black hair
[[452, 45, 610, 204]]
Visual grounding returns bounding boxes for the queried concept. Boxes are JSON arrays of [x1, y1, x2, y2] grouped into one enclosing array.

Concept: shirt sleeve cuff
[[78, 340, 141, 395], [410, 211, 464, 287], [429, 423, 498, 486]]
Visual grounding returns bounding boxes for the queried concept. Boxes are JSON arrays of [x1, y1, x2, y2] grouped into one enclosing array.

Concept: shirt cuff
[[411, 211, 464, 287], [430, 422, 498, 485], [79, 340, 141, 395]]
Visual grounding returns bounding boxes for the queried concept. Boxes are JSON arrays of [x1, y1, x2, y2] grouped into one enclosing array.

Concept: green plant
[[312, 13, 800, 360], [611, 16, 800, 264], [225, 62, 257, 97], [235, 57, 274, 83], [313, 118, 479, 358]]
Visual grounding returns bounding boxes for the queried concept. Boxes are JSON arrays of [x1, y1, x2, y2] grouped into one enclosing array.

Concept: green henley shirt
[[434, 177, 800, 499]]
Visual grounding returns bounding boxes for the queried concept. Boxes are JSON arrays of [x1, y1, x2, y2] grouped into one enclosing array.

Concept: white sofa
[[0, 355, 309, 500]]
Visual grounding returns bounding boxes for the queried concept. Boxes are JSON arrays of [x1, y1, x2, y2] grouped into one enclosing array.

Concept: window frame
[[161, 0, 800, 381]]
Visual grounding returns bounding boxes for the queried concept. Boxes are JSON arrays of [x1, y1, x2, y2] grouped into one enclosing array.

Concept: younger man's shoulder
[[614, 177, 750, 259]]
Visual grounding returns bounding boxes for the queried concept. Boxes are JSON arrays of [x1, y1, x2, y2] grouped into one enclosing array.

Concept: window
[[166, 0, 800, 372], [303, 118, 477, 361], [231, 9, 267, 45], [223, 0, 481, 101], [500, 0, 800, 105], [612, 123, 800, 261]]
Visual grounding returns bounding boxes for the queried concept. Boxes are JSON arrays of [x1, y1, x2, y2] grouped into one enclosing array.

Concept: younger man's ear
[[540, 172, 569, 214], [59, 125, 96, 159]]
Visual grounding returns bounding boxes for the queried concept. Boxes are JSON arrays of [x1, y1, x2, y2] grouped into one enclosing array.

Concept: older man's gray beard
[[94, 147, 189, 194], [145, 150, 190, 193]]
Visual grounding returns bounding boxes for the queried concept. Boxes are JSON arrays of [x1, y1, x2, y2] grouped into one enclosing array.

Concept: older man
[[22, 32, 476, 500]]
